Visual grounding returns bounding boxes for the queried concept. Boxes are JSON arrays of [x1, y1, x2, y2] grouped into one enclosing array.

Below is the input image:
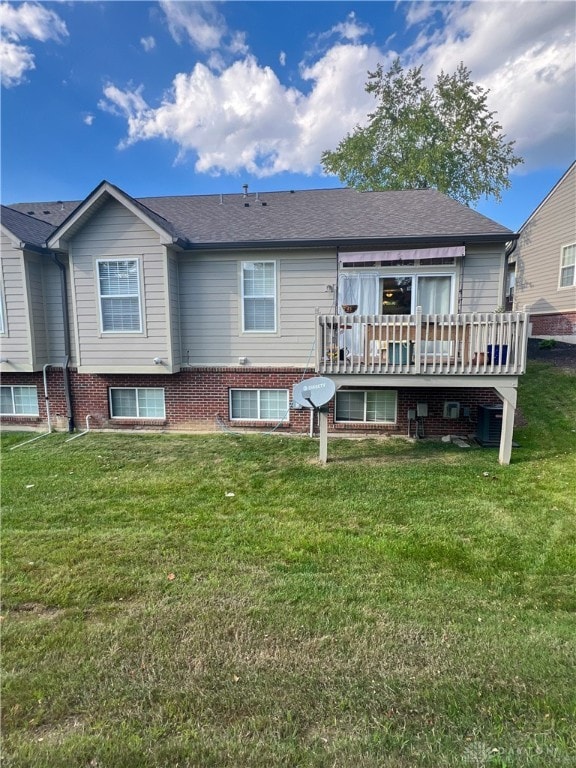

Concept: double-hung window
[[230, 389, 288, 421], [109, 388, 165, 419], [335, 390, 397, 424], [98, 259, 142, 333], [242, 261, 276, 332], [0, 386, 39, 415], [560, 244, 575, 288]]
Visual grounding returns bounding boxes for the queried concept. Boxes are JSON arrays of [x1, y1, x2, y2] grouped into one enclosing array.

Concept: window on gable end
[[560, 244, 576, 288], [98, 259, 142, 333]]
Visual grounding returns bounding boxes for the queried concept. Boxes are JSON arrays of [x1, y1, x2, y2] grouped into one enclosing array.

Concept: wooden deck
[[316, 310, 529, 377]]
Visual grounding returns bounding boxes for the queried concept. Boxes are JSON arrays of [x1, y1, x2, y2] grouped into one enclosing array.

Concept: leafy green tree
[[321, 59, 523, 205]]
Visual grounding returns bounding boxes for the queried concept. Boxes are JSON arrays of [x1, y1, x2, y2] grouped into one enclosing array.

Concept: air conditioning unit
[[443, 401, 460, 419], [476, 404, 503, 446]]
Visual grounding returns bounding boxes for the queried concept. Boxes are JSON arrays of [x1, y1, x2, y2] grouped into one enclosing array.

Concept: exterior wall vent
[[443, 401, 460, 419]]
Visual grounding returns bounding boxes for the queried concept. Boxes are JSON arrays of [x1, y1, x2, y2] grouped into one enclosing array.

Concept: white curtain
[[418, 276, 452, 356], [338, 273, 379, 313], [417, 276, 451, 314], [338, 273, 379, 356]]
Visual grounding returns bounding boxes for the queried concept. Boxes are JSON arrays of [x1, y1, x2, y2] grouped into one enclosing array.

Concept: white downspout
[[43, 363, 52, 433], [10, 364, 54, 450], [65, 415, 92, 442]]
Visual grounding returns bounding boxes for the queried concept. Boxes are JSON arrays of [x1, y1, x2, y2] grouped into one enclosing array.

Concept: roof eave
[[0, 222, 49, 253], [177, 232, 517, 251]]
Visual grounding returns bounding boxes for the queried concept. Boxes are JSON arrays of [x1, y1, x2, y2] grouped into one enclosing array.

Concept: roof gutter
[[177, 233, 518, 252], [505, 239, 518, 258]]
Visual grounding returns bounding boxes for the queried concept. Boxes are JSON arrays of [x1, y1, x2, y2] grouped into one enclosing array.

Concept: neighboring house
[[1, 181, 530, 463], [512, 162, 576, 341]]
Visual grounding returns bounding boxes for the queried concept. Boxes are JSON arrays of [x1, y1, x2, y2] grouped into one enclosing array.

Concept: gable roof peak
[[46, 180, 182, 250]]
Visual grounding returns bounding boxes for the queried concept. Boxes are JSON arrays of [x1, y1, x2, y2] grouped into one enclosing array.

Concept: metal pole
[[319, 409, 328, 464]]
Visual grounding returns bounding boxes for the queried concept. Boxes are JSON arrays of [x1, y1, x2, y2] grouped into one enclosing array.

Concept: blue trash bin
[[487, 344, 508, 365]]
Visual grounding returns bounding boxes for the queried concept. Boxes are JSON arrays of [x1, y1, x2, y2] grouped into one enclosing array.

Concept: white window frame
[[380, 273, 455, 314], [0, 385, 39, 415], [97, 258, 142, 334], [335, 389, 397, 424], [229, 388, 289, 422], [241, 261, 277, 333], [109, 387, 165, 419], [559, 243, 576, 289]]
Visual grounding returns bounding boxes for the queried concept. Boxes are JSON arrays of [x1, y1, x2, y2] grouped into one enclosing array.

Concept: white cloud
[[0, 1, 67, 42], [328, 12, 373, 43], [279, 50, 287, 67], [140, 36, 156, 53], [100, 44, 383, 177], [159, 1, 248, 62], [404, 1, 576, 170], [403, 2, 446, 29], [160, 1, 227, 51], [229, 30, 249, 57], [0, 38, 35, 87], [0, 1, 68, 87], [100, 3, 573, 178], [83, 113, 95, 126]]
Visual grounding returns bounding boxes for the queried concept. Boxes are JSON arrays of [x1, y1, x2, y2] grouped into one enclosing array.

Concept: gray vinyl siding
[[515, 165, 576, 314], [69, 199, 171, 370], [26, 257, 48, 365], [167, 251, 182, 366], [460, 245, 505, 312], [0, 233, 33, 367], [179, 249, 336, 366], [42, 256, 69, 362], [0, 236, 69, 370]]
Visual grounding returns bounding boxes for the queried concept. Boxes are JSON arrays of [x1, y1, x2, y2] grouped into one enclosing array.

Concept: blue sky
[[1, 1, 574, 231]]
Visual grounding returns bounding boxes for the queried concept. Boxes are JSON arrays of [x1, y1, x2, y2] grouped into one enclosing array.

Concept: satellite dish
[[293, 377, 336, 409]]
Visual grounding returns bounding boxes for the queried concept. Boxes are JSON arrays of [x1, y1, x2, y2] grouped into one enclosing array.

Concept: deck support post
[[494, 385, 517, 465]]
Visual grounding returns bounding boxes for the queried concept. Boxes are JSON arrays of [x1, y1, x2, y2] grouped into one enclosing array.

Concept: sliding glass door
[[380, 275, 453, 314]]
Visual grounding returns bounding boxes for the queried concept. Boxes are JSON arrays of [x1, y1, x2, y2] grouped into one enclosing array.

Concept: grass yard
[[1, 361, 575, 767]]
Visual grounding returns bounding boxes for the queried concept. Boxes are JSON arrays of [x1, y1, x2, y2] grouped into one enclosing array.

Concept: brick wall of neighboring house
[[530, 311, 576, 337], [1, 368, 502, 437]]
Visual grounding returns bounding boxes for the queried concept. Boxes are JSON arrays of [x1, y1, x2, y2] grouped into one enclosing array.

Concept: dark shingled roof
[[139, 188, 514, 245], [4, 186, 514, 249], [1, 205, 57, 248], [5, 200, 80, 228]]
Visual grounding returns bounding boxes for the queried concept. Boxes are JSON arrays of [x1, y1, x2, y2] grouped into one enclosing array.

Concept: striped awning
[[338, 246, 465, 265]]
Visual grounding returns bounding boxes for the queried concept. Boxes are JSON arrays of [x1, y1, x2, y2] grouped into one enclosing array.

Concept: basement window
[[230, 388, 288, 421], [335, 390, 397, 424], [0, 385, 39, 415], [109, 388, 165, 419]]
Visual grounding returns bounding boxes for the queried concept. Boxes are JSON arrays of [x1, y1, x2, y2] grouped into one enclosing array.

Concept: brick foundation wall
[[530, 312, 576, 337], [1, 367, 502, 438]]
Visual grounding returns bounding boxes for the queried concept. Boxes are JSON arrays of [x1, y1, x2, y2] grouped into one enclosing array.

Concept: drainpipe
[[48, 251, 75, 432], [504, 240, 518, 311]]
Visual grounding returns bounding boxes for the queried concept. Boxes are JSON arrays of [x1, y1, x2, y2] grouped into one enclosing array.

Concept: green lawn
[[2, 362, 575, 767]]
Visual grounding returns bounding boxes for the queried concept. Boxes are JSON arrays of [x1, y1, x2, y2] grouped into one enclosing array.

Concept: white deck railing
[[316, 309, 529, 376]]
